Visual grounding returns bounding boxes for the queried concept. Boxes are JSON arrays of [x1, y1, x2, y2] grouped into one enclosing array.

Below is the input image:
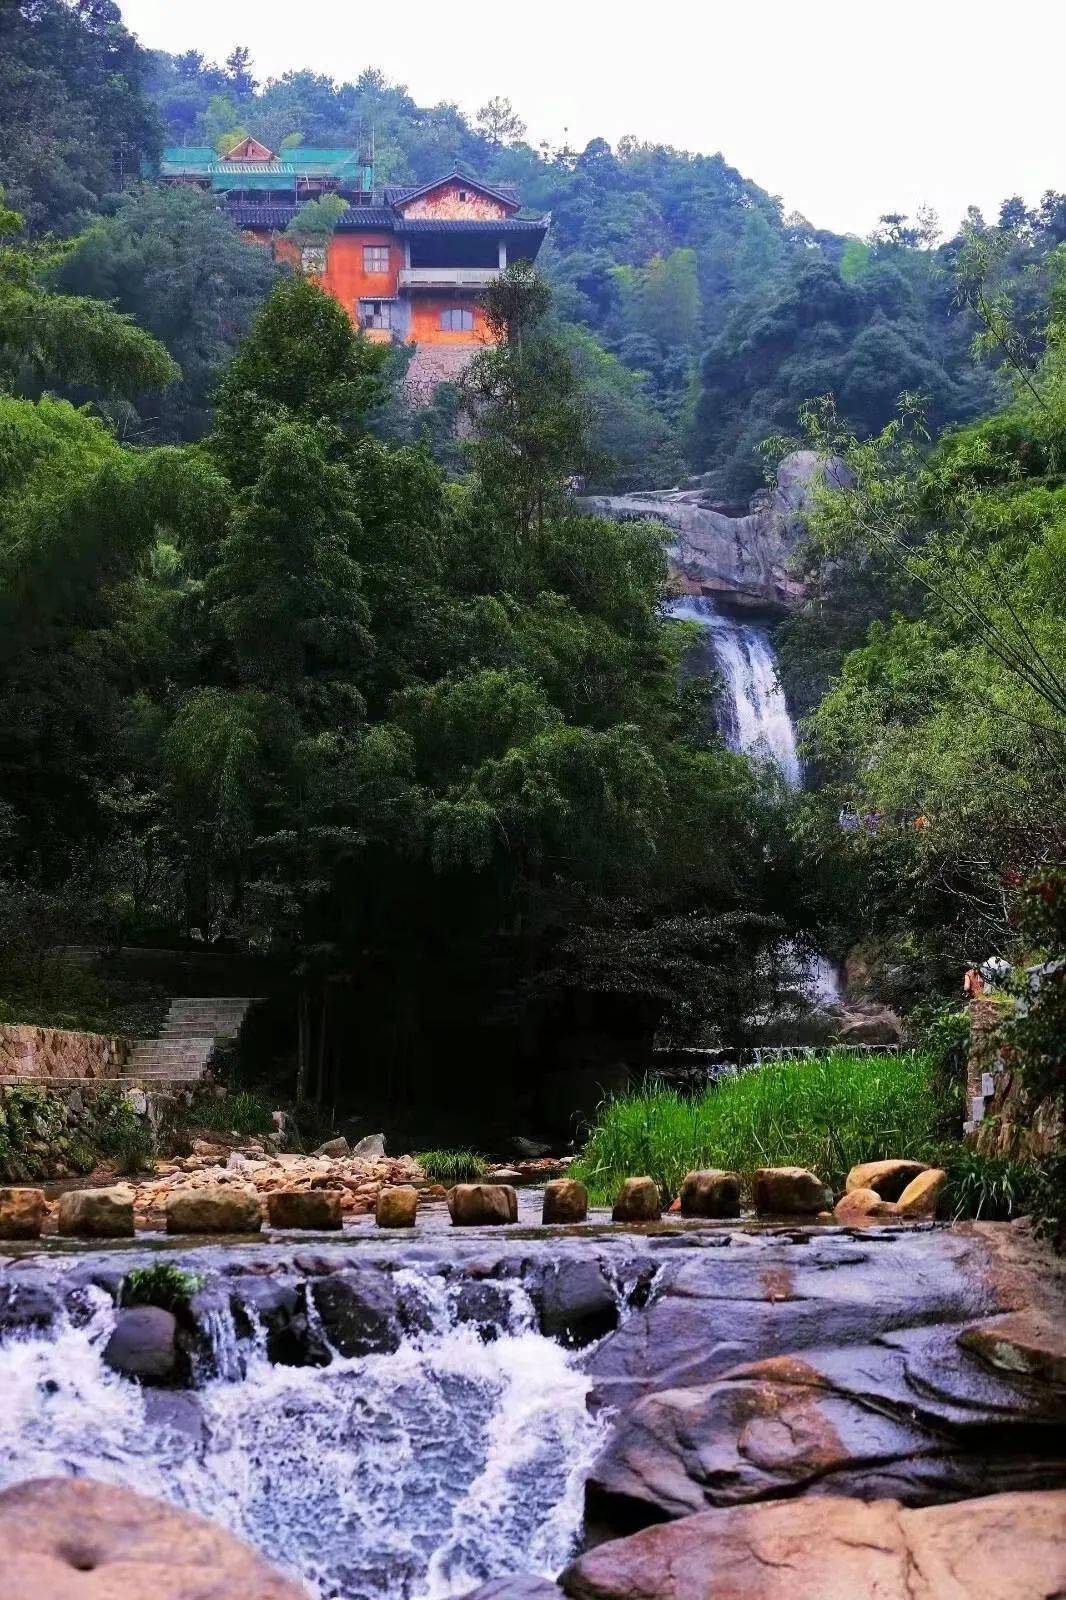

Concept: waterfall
[[668, 596, 801, 787], [0, 1271, 608, 1600], [669, 596, 844, 1008]]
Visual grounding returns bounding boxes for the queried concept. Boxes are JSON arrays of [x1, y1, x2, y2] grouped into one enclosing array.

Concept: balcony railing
[[397, 266, 500, 290]]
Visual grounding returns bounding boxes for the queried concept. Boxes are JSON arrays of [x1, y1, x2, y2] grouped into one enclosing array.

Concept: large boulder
[[584, 1321, 1066, 1531], [351, 1132, 386, 1158], [376, 1185, 418, 1228], [266, 1190, 342, 1230], [536, 1259, 619, 1348], [310, 1268, 404, 1357], [896, 1168, 947, 1218], [312, 1136, 349, 1158], [165, 1186, 262, 1235], [447, 1184, 518, 1226], [846, 1160, 928, 1200], [543, 1179, 588, 1224], [0, 1476, 305, 1598], [103, 1306, 178, 1384], [57, 1187, 134, 1239], [833, 1186, 899, 1223], [562, 1490, 1066, 1599], [679, 1170, 740, 1218], [753, 1167, 829, 1215], [612, 1178, 661, 1223], [959, 1312, 1066, 1387], [0, 1187, 45, 1240]]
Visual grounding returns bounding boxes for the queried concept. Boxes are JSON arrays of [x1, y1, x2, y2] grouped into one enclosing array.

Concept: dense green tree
[[53, 186, 279, 438], [0, 193, 178, 398], [0, 0, 161, 234]]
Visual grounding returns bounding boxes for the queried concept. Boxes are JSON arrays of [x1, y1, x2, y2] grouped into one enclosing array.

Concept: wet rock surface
[[561, 1489, 1066, 1599], [0, 1476, 305, 1599], [0, 1218, 1063, 1596]]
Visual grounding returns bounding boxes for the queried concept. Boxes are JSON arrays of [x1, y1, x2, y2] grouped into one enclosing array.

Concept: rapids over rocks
[[1, 1222, 1064, 1598]]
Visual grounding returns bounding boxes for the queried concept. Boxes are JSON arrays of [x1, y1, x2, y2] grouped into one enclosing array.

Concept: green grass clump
[[121, 1263, 203, 1313], [943, 1152, 1039, 1221], [194, 1091, 273, 1137], [416, 1148, 489, 1184], [571, 1051, 945, 1205]]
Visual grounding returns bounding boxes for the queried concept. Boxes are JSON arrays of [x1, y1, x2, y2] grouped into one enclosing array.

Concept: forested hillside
[[7, 1, 1065, 492], [0, 2, 1062, 1145]]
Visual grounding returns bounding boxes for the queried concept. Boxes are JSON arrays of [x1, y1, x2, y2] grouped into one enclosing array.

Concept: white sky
[[121, 0, 1062, 238]]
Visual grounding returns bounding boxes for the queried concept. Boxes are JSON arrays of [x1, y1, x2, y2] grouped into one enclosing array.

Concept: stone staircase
[[123, 997, 262, 1085]]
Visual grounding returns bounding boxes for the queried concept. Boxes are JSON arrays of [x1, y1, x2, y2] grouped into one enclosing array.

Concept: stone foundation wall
[[965, 997, 1064, 1160], [0, 1024, 129, 1082]]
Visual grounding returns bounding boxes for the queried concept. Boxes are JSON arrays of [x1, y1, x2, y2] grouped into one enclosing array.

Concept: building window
[[359, 299, 396, 330], [301, 245, 327, 275], [440, 307, 475, 332], [363, 245, 390, 273], [458, 189, 469, 202]]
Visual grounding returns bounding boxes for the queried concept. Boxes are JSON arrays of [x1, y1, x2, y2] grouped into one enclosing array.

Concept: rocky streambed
[[0, 1218, 1063, 1598]]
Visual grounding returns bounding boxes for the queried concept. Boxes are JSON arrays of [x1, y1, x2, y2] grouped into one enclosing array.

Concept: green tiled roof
[[159, 146, 369, 188]]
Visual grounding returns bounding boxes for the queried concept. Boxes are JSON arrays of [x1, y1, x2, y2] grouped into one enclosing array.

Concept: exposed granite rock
[[846, 1159, 929, 1200], [897, 1168, 947, 1218], [959, 1310, 1066, 1386], [265, 1189, 342, 1230], [580, 452, 848, 612], [0, 1476, 305, 1598], [57, 1187, 135, 1239], [543, 1179, 588, 1224], [584, 1324, 1066, 1530], [447, 1184, 518, 1225], [535, 1258, 620, 1348], [562, 1490, 1066, 1600], [309, 1267, 404, 1357], [165, 1186, 262, 1234], [0, 1187, 45, 1240], [376, 1185, 419, 1227], [104, 1306, 178, 1383], [753, 1167, 829, 1215], [612, 1179, 661, 1223], [833, 1186, 899, 1223], [679, 1170, 740, 1218]]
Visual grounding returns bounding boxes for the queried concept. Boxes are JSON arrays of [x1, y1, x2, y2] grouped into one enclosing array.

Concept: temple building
[[159, 141, 550, 395]]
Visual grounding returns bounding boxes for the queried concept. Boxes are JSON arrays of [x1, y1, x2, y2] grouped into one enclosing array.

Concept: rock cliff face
[[581, 451, 847, 613]]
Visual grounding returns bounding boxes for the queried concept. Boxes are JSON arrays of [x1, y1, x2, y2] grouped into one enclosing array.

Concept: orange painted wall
[[273, 232, 401, 319], [409, 295, 493, 345], [248, 229, 499, 345]]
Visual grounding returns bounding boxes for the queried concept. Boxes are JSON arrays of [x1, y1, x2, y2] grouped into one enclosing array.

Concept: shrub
[[416, 1148, 489, 1184], [121, 1263, 203, 1313], [0, 1085, 68, 1180], [572, 1050, 946, 1205], [1031, 1154, 1066, 1252], [943, 1152, 1040, 1221], [95, 1089, 157, 1175], [193, 1091, 273, 1137]]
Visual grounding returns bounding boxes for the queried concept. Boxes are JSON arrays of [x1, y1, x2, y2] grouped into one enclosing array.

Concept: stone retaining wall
[[0, 1024, 129, 1082]]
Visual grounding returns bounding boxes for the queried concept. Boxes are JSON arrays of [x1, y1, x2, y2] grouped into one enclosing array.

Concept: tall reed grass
[[571, 1051, 944, 1205]]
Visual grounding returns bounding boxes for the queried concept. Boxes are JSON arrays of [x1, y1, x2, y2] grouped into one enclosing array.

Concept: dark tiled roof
[[395, 217, 548, 234], [384, 173, 520, 208], [227, 203, 548, 235]]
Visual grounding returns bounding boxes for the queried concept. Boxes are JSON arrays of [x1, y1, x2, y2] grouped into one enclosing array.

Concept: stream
[[0, 1258, 608, 1599]]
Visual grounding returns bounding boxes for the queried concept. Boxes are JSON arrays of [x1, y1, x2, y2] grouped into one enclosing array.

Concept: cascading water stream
[[667, 595, 801, 787], [668, 594, 841, 1006], [0, 1272, 609, 1600]]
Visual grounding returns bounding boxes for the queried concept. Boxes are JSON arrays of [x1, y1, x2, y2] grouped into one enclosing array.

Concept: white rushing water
[[0, 1275, 608, 1600], [668, 595, 801, 788], [668, 595, 846, 1008]]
